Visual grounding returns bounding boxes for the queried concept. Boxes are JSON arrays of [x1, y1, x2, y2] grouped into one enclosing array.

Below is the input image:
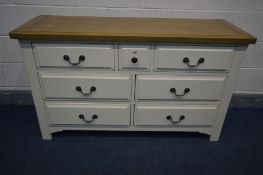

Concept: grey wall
[[0, 0, 262, 93]]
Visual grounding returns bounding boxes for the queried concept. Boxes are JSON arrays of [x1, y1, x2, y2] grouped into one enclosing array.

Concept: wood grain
[[9, 15, 257, 44]]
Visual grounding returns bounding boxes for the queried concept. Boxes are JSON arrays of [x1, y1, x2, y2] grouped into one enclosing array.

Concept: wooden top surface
[[9, 15, 256, 44]]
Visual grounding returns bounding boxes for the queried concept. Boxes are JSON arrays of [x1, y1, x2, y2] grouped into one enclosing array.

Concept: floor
[[0, 105, 262, 175]]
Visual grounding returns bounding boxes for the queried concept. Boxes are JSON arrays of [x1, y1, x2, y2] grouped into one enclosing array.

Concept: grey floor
[[0, 93, 262, 175]]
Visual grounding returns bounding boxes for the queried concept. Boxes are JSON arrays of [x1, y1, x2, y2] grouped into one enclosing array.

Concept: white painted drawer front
[[154, 46, 234, 71], [39, 73, 131, 100], [46, 102, 130, 126], [135, 75, 226, 100], [119, 45, 151, 70], [33, 44, 115, 69], [134, 104, 218, 126]]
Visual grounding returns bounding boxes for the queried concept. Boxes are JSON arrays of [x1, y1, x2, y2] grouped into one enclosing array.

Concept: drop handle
[[63, 55, 85, 65], [170, 88, 190, 96], [131, 57, 138, 63], [79, 114, 98, 123], [166, 115, 185, 124], [76, 86, 96, 96], [183, 57, 205, 67]]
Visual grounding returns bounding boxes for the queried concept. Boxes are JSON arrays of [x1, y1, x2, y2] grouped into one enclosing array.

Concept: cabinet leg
[[40, 131, 52, 140], [209, 134, 220, 142]]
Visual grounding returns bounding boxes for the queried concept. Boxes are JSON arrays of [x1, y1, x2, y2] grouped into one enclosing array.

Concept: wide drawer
[[33, 43, 115, 69], [154, 46, 234, 71], [135, 75, 226, 100], [39, 73, 131, 100], [134, 104, 218, 126], [46, 102, 130, 126]]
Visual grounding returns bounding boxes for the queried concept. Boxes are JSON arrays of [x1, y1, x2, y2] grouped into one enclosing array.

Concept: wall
[[0, 0, 262, 93]]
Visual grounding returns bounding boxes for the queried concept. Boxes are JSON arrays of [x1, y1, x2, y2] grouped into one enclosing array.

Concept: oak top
[[9, 15, 256, 44]]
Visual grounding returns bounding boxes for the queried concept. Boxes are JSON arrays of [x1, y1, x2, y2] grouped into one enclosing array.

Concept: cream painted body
[[20, 42, 246, 141]]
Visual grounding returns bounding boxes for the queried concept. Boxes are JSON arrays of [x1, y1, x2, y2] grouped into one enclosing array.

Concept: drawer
[[135, 75, 226, 100], [46, 102, 130, 126], [134, 104, 218, 126], [33, 43, 115, 69], [39, 73, 131, 100], [154, 46, 234, 71], [119, 45, 151, 71]]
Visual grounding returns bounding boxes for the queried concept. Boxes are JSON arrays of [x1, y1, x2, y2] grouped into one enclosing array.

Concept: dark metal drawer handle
[[166, 115, 185, 124], [63, 55, 85, 65], [183, 57, 205, 67], [170, 88, 190, 96], [76, 86, 96, 96], [79, 114, 98, 123], [131, 57, 138, 63]]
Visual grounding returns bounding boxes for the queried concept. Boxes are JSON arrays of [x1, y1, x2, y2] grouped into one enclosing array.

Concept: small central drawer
[[33, 43, 115, 69], [119, 45, 151, 71], [134, 104, 218, 126], [154, 46, 234, 71], [46, 102, 130, 127], [135, 75, 226, 100], [39, 73, 131, 100]]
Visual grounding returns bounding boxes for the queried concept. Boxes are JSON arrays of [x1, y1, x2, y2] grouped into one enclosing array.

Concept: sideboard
[[9, 16, 256, 141]]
